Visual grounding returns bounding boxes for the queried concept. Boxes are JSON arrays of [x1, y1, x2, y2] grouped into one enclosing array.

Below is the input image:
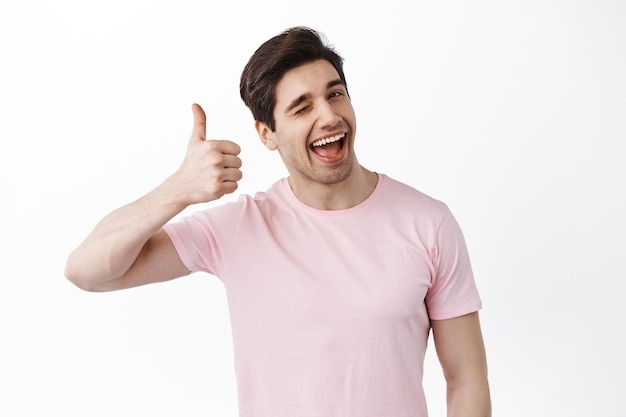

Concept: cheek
[[284, 126, 310, 147], [339, 103, 356, 124]]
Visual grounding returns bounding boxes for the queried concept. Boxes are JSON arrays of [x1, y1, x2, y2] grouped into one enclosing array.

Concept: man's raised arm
[[64, 104, 242, 292]]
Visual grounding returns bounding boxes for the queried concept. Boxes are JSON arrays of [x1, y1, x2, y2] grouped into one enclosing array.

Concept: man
[[66, 27, 491, 417]]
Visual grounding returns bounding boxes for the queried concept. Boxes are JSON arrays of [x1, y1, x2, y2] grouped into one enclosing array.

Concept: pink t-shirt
[[163, 174, 482, 417]]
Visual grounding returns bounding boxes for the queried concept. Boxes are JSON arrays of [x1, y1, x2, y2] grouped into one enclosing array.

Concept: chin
[[315, 160, 355, 185]]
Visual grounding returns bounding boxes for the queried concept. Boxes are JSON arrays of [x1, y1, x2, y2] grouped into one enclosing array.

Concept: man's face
[[256, 59, 357, 186]]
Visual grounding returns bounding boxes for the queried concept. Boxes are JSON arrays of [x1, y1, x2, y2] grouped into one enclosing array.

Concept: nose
[[316, 100, 342, 129]]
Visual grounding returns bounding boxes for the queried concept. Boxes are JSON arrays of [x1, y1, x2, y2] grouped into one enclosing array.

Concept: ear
[[255, 121, 278, 151]]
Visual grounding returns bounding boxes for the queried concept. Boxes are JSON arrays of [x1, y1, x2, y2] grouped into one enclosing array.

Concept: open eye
[[329, 91, 344, 99]]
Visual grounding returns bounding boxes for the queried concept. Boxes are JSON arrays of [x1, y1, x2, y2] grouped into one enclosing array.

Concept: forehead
[[275, 60, 341, 104]]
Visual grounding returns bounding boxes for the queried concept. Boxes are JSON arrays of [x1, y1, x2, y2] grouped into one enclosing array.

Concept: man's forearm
[[64, 181, 187, 290]]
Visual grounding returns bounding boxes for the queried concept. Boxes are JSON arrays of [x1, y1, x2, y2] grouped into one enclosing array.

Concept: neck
[[287, 166, 378, 210]]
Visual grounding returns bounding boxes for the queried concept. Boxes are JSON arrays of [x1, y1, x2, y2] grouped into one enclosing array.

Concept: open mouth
[[310, 133, 346, 158]]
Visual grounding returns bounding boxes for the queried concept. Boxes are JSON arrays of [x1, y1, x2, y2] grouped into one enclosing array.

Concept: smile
[[310, 133, 345, 148], [309, 133, 347, 161]]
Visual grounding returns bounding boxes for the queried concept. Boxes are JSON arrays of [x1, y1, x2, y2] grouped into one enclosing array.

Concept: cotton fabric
[[163, 174, 482, 417]]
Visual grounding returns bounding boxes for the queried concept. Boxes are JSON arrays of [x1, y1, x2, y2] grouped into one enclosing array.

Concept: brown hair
[[239, 26, 347, 131]]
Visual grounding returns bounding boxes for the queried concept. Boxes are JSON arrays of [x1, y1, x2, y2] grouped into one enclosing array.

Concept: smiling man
[[254, 59, 376, 209], [66, 27, 491, 417]]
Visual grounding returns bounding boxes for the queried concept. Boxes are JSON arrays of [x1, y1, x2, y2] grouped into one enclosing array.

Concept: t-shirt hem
[[428, 302, 483, 321], [162, 224, 197, 272]]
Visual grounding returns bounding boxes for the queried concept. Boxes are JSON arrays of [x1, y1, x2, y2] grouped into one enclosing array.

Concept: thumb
[[190, 103, 206, 142]]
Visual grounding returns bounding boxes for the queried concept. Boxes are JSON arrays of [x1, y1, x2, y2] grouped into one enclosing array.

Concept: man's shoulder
[[212, 178, 289, 218], [379, 174, 449, 214]]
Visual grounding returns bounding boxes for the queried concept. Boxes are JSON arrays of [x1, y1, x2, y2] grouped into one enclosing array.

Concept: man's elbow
[[65, 265, 92, 292], [64, 255, 107, 292]]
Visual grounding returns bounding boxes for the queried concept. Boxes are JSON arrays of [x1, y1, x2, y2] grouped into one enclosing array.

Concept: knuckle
[[208, 153, 225, 166], [214, 172, 226, 183], [207, 183, 223, 198]]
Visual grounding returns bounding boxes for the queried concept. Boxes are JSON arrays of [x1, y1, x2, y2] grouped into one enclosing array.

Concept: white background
[[1, 0, 625, 416]]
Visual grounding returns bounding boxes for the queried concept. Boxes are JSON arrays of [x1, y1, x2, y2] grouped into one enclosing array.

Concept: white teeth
[[311, 134, 345, 147]]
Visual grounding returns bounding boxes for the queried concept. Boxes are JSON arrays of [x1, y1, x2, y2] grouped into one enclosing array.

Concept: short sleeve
[[163, 213, 218, 274], [162, 200, 243, 276], [425, 209, 482, 320]]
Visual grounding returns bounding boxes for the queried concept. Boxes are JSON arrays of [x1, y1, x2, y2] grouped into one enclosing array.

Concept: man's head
[[240, 26, 348, 131]]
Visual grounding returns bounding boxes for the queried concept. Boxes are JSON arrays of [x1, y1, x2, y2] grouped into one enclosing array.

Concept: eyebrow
[[284, 79, 346, 113]]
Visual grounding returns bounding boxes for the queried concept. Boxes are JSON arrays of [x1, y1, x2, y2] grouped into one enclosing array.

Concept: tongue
[[312, 141, 342, 157]]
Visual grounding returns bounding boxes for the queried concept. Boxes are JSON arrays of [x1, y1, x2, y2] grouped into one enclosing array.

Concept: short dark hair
[[239, 26, 347, 131]]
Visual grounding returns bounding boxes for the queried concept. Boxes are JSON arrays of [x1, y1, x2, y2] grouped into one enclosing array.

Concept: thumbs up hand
[[166, 103, 243, 206]]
